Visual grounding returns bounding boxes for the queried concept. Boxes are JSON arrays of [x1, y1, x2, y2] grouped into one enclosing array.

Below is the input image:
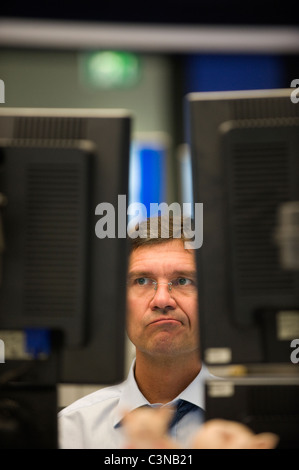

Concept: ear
[[249, 432, 279, 449]]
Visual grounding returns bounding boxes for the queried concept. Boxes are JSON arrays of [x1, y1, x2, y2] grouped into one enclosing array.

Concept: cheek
[[126, 295, 144, 334], [180, 297, 199, 326]]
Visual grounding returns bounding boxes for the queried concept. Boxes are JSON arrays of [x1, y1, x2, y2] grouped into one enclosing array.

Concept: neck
[[133, 351, 202, 404]]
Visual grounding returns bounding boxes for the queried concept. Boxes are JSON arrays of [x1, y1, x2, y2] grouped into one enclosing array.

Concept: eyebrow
[[127, 269, 197, 280]]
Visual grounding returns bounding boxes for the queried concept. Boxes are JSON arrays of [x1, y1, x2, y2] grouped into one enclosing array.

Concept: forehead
[[128, 240, 196, 273]]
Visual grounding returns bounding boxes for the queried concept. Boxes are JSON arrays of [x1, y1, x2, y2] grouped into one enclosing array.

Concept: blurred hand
[[191, 419, 279, 449], [122, 407, 279, 449], [123, 407, 178, 449]]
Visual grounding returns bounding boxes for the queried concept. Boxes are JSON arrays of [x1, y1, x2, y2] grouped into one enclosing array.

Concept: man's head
[[127, 214, 196, 253], [126, 215, 200, 362]]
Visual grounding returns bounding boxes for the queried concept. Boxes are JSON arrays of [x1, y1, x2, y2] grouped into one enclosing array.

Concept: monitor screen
[[0, 107, 131, 385], [187, 88, 299, 367], [204, 376, 299, 449]]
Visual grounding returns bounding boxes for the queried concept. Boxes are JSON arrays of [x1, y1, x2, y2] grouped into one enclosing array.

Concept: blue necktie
[[168, 399, 202, 429]]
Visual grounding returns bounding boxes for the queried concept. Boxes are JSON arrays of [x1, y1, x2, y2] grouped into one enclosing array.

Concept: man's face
[[126, 240, 200, 359]]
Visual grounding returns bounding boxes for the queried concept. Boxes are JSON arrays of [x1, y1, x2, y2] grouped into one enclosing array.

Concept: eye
[[172, 277, 193, 287], [135, 277, 152, 286]]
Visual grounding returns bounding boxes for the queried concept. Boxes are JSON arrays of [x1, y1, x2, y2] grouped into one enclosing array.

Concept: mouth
[[149, 318, 182, 326]]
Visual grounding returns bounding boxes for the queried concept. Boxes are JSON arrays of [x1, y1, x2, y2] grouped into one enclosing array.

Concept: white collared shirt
[[58, 360, 212, 449]]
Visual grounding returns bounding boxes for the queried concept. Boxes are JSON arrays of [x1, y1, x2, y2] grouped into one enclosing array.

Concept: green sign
[[81, 51, 141, 89]]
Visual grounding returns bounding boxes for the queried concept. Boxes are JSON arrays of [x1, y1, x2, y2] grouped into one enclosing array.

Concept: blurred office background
[[0, 2, 298, 405]]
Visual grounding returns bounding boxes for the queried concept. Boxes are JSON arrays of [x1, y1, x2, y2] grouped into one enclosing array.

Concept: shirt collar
[[113, 359, 212, 428]]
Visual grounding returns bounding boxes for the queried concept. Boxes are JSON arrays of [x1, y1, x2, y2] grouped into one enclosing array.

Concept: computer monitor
[[187, 88, 299, 367], [0, 107, 131, 385], [204, 376, 299, 449]]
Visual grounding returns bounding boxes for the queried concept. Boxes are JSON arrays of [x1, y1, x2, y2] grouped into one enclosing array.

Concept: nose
[[149, 283, 177, 311]]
